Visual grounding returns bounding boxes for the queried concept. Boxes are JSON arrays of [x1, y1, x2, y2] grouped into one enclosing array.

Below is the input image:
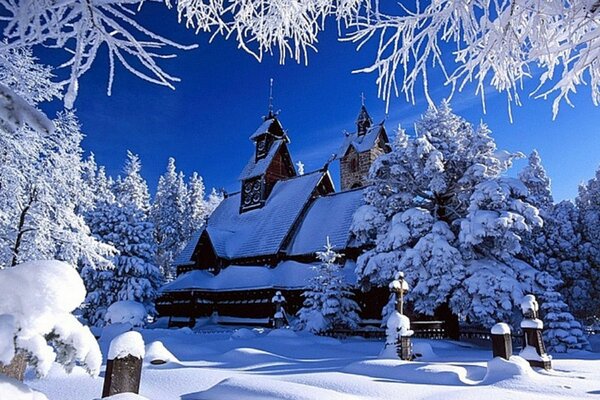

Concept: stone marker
[[0, 351, 27, 381], [519, 294, 552, 370], [491, 323, 512, 360], [271, 291, 286, 329], [102, 331, 145, 398], [387, 272, 413, 361]]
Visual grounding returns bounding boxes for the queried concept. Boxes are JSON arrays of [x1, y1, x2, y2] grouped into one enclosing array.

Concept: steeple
[[356, 94, 373, 136]]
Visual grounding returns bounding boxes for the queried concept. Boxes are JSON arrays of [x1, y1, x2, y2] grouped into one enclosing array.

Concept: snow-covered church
[[157, 105, 390, 326]]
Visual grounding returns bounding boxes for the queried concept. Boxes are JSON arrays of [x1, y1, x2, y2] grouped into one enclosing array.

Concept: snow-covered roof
[[336, 124, 385, 158], [238, 139, 284, 181], [172, 229, 204, 267], [249, 118, 276, 140], [287, 188, 364, 256], [161, 260, 357, 292], [206, 171, 326, 259]]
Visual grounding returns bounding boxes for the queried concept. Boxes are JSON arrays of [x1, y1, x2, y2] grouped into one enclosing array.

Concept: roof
[[238, 139, 284, 181], [336, 124, 385, 158], [205, 171, 326, 259], [287, 188, 364, 256], [172, 229, 204, 267], [161, 260, 357, 293]]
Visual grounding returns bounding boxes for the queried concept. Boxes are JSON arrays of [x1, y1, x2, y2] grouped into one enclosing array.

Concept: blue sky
[[44, 3, 600, 201]]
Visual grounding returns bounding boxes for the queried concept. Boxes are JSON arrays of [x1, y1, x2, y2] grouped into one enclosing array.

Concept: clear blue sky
[[43, 3, 600, 201]]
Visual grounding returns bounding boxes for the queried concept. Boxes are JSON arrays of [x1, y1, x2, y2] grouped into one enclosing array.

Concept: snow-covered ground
[[27, 326, 600, 400]]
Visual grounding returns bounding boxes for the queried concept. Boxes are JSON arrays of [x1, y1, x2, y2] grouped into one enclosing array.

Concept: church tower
[[338, 102, 389, 191]]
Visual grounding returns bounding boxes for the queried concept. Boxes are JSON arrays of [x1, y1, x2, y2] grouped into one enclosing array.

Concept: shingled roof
[[238, 139, 284, 181], [336, 123, 386, 158]]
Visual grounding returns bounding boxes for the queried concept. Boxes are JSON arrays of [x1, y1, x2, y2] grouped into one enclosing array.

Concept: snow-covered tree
[[539, 290, 590, 353], [151, 158, 188, 279], [116, 151, 151, 214], [353, 102, 556, 329], [206, 188, 224, 215], [519, 151, 553, 212], [296, 237, 360, 333], [185, 172, 210, 238]]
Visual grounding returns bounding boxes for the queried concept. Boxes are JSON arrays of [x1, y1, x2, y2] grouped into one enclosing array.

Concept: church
[[156, 103, 390, 327]]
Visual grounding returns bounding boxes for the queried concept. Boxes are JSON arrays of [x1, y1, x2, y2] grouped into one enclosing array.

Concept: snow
[[206, 171, 327, 259], [336, 124, 385, 157], [105, 301, 147, 327], [238, 140, 285, 181], [521, 319, 544, 329], [0, 260, 101, 377], [287, 189, 364, 256], [26, 327, 600, 400], [519, 346, 552, 363], [162, 260, 356, 292], [0, 375, 48, 400], [108, 331, 145, 360], [144, 341, 178, 364], [521, 294, 539, 313], [491, 323, 511, 335], [97, 394, 149, 400]]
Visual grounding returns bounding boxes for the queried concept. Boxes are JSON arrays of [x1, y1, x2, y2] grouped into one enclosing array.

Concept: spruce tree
[[540, 290, 590, 352], [296, 237, 360, 333]]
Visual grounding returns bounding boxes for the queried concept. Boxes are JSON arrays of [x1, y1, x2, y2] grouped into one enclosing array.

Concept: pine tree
[[206, 188, 224, 214], [296, 237, 360, 333], [185, 172, 209, 238], [353, 102, 553, 329], [116, 151, 151, 214], [540, 290, 590, 352], [151, 158, 188, 280], [519, 150, 553, 211]]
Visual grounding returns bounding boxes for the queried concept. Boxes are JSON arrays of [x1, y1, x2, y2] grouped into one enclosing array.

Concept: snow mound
[[221, 348, 292, 365], [267, 329, 299, 338], [0, 375, 48, 400], [96, 393, 150, 400], [108, 331, 145, 360], [186, 376, 360, 400], [0, 260, 101, 377], [105, 301, 147, 327], [413, 341, 436, 360], [483, 356, 535, 384], [144, 341, 178, 365], [231, 328, 258, 340]]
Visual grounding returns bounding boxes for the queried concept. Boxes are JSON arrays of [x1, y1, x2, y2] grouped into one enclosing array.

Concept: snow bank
[[483, 356, 534, 384], [0, 260, 101, 377], [189, 376, 360, 400], [105, 301, 147, 327], [267, 329, 299, 338], [144, 341, 178, 365], [491, 323, 511, 335], [95, 393, 150, 400], [0, 375, 48, 400], [108, 331, 145, 360], [231, 328, 258, 340]]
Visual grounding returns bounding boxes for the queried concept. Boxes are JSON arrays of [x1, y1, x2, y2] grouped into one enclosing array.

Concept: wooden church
[[156, 103, 390, 327]]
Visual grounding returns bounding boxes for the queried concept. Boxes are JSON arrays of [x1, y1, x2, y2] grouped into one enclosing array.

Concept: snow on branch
[[0, 0, 197, 108]]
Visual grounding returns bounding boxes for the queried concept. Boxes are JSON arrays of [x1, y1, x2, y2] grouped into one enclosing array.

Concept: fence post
[[102, 331, 144, 398], [490, 323, 512, 360]]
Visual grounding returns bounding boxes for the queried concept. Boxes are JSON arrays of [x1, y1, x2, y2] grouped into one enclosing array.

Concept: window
[[350, 157, 358, 172]]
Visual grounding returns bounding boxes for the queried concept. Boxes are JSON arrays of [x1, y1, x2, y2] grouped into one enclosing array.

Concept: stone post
[[271, 291, 286, 329], [0, 351, 27, 381], [102, 331, 144, 398], [518, 294, 552, 370], [490, 323, 512, 360]]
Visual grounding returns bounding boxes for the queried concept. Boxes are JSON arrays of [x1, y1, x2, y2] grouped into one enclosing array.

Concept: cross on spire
[[360, 92, 366, 106]]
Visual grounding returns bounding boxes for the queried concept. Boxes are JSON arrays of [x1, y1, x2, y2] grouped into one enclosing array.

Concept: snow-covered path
[[29, 327, 600, 400]]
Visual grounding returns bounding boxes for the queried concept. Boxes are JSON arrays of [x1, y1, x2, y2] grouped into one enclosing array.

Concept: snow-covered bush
[[0, 260, 101, 377], [296, 238, 360, 334], [353, 102, 554, 329], [539, 291, 589, 353], [105, 301, 147, 327]]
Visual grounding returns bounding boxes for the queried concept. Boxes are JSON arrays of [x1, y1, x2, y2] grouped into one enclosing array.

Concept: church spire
[[356, 93, 373, 136], [266, 78, 275, 120]]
